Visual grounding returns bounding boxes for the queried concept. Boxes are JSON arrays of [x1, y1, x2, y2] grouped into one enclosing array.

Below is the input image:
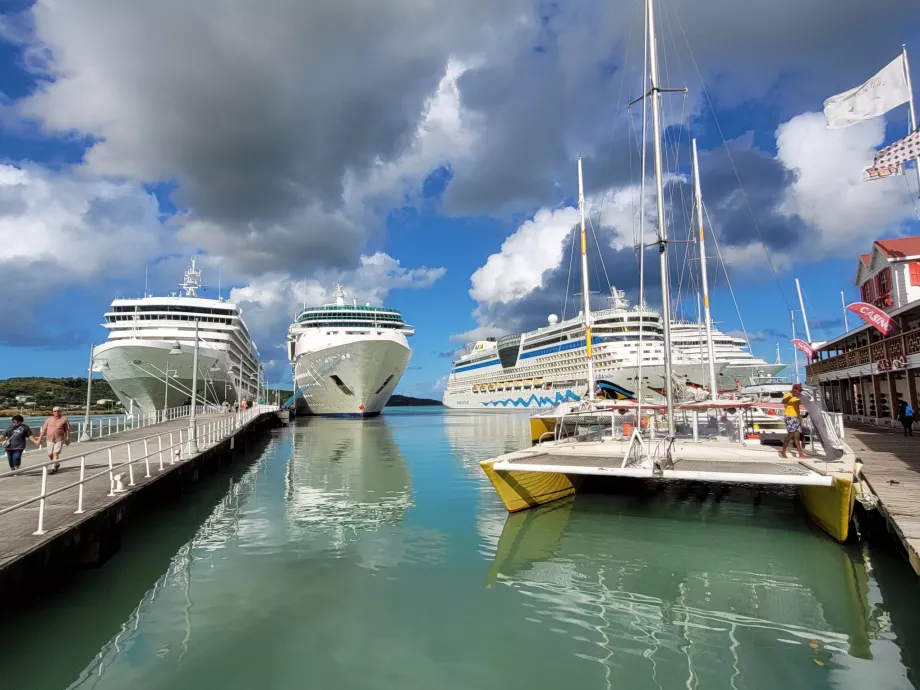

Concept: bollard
[[113, 473, 126, 493], [75, 456, 86, 514], [158, 435, 164, 471], [33, 466, 49, 535], [107, 448, 115, 496], [127, 444, 135, 486], [143, 438, 151, 478]]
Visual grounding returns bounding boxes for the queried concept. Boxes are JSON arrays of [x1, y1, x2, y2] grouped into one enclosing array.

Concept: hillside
[[0, 377, 117, 411], [386, 394, 442, 407]]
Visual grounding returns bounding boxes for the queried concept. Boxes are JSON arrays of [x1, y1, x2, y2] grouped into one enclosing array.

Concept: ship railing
[[72, 404, 222, 442], [0, 404, 278, 536]]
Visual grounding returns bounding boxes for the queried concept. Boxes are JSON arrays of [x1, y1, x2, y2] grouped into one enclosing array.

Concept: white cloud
[[449, 325, 507, 343], [777, 112, 916, 256]]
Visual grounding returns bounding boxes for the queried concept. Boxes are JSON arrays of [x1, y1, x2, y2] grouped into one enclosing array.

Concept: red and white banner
[[792, 338, 815, 359], [846, 301, 899, 335]]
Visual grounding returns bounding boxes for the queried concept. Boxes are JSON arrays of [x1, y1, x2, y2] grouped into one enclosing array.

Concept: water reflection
[[481, 492, 900, 689], [284, 416, 413, 537]]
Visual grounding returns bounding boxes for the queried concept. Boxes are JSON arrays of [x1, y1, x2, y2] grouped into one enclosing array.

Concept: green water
[[2, 408, 919, 689]]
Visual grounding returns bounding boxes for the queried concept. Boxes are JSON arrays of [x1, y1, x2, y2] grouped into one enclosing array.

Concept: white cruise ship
[[92, 258, 262, 417], [443, 288, 724, 411], [287, 285, 414, 417], [669, 321, 786, 390]]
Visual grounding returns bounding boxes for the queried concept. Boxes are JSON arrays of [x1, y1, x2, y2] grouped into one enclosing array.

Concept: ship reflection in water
[[479, 490, 901, 689]]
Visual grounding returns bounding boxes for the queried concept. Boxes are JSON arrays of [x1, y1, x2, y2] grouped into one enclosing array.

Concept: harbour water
[[2, 408, 919, 689]]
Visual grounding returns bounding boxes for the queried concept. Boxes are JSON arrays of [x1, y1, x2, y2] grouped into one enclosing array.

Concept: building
[[807, 237, 920, 427]]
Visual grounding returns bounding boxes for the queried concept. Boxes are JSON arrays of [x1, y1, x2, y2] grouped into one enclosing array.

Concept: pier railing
[[71, 404, 222, 443], [0, 404, 278, 536]]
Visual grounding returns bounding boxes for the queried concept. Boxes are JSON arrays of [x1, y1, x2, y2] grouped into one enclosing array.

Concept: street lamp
[[165, 341, 182, 418], [80, 343, 95, 442], [186, 320, 200, 455]]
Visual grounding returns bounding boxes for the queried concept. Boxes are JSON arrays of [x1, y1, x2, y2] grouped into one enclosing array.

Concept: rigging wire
[[670, 1, 794, 315], [703, 201, 753, 355]]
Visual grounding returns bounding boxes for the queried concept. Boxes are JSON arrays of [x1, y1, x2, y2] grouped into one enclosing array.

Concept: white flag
[[824, 55, 910, 129]]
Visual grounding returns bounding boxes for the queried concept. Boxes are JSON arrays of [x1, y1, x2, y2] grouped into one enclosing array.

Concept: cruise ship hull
[[443, 363, 714, 410], [294, 338, 411, 416], [93, 340, 247, 417]]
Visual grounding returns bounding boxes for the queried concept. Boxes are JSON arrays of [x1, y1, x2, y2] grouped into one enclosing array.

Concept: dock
[[844, 421, 920, 574], [0, 405, 281, 601]]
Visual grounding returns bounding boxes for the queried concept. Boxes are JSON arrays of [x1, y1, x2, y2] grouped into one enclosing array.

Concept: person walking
[[898, 400, 915, 437], [0, 415, 36, 473], [780, 383, 807, 459], [36, 406, 71, 474]]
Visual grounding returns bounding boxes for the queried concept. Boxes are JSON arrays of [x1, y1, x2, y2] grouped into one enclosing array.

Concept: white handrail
[[0, 405, 278, 535]]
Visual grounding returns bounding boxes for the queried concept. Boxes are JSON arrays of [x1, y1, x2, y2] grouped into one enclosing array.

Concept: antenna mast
[[692, 139, 719, 399], [577, 156, 596, 402], [647, 0, 675, 433]]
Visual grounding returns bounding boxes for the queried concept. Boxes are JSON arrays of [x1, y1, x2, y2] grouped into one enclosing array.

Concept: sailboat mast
[[794, 277, 812, 342], [577, 156, 596, 402], [646, 0, 675, 433], [692, 139, 719, 399]]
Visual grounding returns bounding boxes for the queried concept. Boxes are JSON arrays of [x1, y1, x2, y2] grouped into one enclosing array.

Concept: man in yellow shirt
[[780, 383, 806, 458]]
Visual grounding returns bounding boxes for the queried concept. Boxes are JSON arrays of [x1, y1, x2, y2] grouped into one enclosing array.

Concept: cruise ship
[[442, 287, 725, 410], [669, 321, 786, 389], [287, 285, 414, 416], [92, 258, 262, 417]]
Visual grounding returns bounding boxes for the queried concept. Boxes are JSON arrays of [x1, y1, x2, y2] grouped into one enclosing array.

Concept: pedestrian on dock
[[36, 407, 70, 474], [0, 415, 35, 473], [898, 400, 915, 437], [222, 400, 231, 416], [780, 383, 807, 459]]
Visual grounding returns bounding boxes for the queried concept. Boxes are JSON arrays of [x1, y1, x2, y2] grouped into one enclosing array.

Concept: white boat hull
[[293, 337, 411, 416], [443, 364, 713, 411], [93, 340, 255, 417]]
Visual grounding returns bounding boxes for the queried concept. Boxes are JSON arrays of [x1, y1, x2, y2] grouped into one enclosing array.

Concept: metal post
[[108, 448, 115, 496], [841, 291, 850, 332], [795, 278, 812, 343], [80, 343, 94, 442], [143, 438, 151, 478], [108, 418, 112, 437], [187, 319, 200, 454], [33, 466, 48, 535], [692, 139, 719, 400], [75, 455, 86, 514], [792, 310, 801, 384], [158, 435, 164, 471], [902, 45, 920, 198], [127, 444, 135, 486], [169, 432, 176, 464]]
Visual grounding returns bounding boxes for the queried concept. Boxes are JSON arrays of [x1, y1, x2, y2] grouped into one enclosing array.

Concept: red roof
[[859, 253, 871, 266], [874, 237, 920, 259]]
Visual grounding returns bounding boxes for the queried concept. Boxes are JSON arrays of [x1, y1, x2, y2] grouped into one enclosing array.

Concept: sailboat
[[479, 0, 864, 544]]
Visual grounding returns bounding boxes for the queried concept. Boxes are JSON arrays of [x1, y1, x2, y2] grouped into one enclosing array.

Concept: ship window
[[330, 375, 353, 395], [374, 375, 395, 395]]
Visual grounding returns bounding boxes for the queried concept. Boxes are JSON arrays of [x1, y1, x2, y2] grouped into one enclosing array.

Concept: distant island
[[386, 394, 442, 407], [0, 376, 118, 415]]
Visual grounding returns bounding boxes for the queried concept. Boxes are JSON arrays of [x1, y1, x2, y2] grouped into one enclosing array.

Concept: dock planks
[[845, 421, 920, 574], [0, 412, 239, 570]]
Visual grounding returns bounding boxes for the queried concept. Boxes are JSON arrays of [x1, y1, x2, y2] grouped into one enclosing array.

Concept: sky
[[0, 0, 919, 398]]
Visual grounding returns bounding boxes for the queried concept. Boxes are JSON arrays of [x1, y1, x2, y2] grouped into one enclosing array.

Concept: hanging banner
[[846, 301, 899, 335], [792, 338, 815, 360]]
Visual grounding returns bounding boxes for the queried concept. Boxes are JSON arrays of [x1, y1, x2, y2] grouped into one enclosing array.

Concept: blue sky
[[1, 0, 919, 398]]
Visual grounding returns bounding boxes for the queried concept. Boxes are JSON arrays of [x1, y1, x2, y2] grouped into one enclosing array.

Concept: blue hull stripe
[[453, 358, 501, 374], [481, 390, 581, 408]]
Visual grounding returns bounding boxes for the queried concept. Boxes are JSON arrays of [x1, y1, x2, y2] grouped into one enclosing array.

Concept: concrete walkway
[[0, 412, 235, 568], [846, 421, 920, 573]]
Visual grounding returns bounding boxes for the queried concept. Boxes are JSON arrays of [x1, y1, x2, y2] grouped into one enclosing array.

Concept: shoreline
[[0, 409, 119, 418]]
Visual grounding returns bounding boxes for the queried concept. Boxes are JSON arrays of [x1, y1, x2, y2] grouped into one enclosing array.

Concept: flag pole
[[841, 291, 849, 332], [902, 44, 920, 198]]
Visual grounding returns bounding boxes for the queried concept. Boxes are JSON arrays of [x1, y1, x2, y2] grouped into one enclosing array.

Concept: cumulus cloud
[[0, 163, 169, 345]]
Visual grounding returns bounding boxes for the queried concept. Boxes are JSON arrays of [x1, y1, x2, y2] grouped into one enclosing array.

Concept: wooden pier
[[845, 421, 920, 574], [0, 407, 281, 601]]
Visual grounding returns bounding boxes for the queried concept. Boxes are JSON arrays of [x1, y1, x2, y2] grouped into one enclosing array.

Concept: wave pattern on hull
[[481, 391, 581, 408]]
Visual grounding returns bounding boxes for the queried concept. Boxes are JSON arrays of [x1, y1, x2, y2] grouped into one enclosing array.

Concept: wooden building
[[807, 237, 920, 427]]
